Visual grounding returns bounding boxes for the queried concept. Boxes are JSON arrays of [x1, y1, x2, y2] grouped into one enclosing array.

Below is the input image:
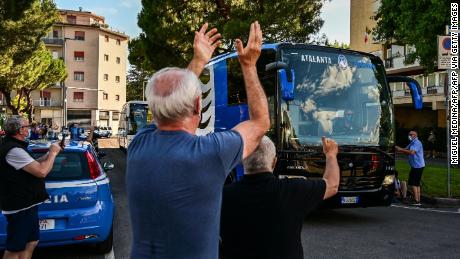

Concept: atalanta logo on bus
[[338, 54, 348, 70]]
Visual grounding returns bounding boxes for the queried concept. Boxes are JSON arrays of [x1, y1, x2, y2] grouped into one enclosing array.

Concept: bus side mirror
[[387, 76, 423, 110], [265, 61, 295, 102], [279, 69, 295, 101]]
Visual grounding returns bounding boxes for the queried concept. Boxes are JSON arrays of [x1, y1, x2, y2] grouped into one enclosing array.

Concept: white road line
[[105, 247, 115, 259], [391, 204, 460, 214]]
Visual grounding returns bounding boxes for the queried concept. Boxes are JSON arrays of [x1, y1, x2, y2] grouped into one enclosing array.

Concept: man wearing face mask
[[396, 130, 425, 206]]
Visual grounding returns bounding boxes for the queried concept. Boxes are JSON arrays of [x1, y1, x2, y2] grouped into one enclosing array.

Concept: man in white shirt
[[0, 116, 61, 259]]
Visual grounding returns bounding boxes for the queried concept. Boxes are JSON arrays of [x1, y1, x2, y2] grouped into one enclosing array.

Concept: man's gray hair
[[145, 67, 201, 123], [4, 116, 24, 136], [243, 136, 277, 174]]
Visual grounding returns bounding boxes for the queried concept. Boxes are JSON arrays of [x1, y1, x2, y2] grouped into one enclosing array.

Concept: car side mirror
[[387, 76, 423, 110], [103, 162, 114, 171]]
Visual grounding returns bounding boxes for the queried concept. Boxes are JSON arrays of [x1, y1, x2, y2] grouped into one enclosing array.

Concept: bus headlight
[[382, 175, 395, 186]]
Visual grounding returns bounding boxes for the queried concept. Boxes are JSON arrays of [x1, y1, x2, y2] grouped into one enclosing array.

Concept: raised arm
[[187, 23, 221, 76], [232, 21, 270, 159], [321, 136, 340, 199], [23, 143, 62, 178]]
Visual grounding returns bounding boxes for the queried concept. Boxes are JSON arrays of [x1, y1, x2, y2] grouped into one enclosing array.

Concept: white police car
[[0, 140, 115, 253]]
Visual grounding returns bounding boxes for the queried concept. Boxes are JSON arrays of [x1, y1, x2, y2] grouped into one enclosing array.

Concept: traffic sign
[[438, 35, 452, 69]]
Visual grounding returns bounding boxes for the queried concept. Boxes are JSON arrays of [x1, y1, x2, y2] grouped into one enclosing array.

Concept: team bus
[[118, 101, 152, 149], [197, 43, 422, 208]]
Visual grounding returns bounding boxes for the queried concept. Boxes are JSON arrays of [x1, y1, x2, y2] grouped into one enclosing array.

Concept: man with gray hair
[[126, 22, 270, 258], [221, 136, 339, 259], [0, 116, 61, 259]]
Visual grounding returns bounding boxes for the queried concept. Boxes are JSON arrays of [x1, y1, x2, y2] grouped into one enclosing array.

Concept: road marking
[[105, 247, 115, 259], [391, 204, 460, 214]]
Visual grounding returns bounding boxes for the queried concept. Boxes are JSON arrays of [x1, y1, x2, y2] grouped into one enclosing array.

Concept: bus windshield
[[279, 47, 393, 147], [128, 103, 150, 135]]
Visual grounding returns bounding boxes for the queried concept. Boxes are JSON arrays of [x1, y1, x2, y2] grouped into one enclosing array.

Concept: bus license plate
[[39, 219, 55, 230], [341, 196, 359, 204]]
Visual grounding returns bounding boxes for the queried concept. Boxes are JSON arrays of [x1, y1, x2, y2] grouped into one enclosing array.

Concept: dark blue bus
[[198, 43, 422, 208]]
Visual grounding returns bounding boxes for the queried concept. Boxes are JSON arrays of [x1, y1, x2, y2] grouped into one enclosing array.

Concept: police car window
[[30, 152, 90, 180]]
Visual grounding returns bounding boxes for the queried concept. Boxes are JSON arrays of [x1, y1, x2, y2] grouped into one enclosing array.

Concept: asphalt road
[[3, 141, 460, 258]]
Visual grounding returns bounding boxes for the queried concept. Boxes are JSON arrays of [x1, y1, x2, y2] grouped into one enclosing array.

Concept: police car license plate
[[341, 196, 359, 204], [39, 219, 55, 230]]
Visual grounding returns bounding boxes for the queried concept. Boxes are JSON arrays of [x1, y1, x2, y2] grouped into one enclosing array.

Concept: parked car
[[0, 140, 115, 253], [94, 126, 112, 138]]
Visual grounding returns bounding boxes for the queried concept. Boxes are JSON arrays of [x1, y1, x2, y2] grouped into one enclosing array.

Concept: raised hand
[[235, 21, 263, 67], [188, 23, 221, 76], [322, 136, 338, 157]]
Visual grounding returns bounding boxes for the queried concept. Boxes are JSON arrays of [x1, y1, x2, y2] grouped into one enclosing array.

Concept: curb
[[422, 195, 460, 207]]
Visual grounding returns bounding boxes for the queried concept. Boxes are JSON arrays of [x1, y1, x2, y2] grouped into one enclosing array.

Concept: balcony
[[42, 38, 64, 46], [384, 56, 421, 71], [33, 99, 61, 107], [392, 86, 445, 97]]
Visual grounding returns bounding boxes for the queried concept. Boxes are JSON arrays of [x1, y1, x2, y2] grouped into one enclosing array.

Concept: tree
[[0, 44, 67, 121], [0, 0, 61, 119], [126, 37, 153, 101], [135, 0, 326, 71], [373, 0, 450, 72], [0, 0, 35, 21]]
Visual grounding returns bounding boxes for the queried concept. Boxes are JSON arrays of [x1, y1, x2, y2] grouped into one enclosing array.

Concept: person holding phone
[[0, 116, 62, 259]]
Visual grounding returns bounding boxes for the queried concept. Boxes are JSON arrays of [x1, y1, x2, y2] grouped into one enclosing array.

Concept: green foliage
[[396, 160, 460, 198], [126, 66, 151, 101], [0, 0, 35, 21], [135, 0, 326, 71], [0, 1, 64, 119], [373, 0, 450, 72], [328, 40, 349, 49]]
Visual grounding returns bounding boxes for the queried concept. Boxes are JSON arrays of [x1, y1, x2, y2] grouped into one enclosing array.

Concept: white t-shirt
[[5, 147, 35, 170], [3, 148, 41, 215]]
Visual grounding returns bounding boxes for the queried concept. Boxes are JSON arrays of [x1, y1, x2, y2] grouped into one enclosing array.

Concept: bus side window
[[227, 58, 246, 105]]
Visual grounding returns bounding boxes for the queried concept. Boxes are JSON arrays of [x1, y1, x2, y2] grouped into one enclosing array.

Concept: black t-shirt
[[221, 172, 326, 259]]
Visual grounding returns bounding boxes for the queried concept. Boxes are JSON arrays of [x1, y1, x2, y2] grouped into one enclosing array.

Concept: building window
[[53, 30, 59, 38], [116, 39, 121, 45], [75, 31, 85, 41], [427, 73, 436, 87], [115, 95, 120, 101], [104, 54, 109, 61], [112, 112, 119, 120], [104, 74, 109, 81], [74, 51, 84, 61], [105, 35, 109, 42], [74, 71, 84, 81], [67, 15, 76, 24], [116, 57, 120, 64], [103, 93, 108, 100], [73, 92, 84, 102], [115, 76, 120, 83], [52, 51, 59, 59]]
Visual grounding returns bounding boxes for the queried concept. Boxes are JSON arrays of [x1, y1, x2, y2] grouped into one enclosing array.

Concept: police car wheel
[[93, 227, 113, 254]]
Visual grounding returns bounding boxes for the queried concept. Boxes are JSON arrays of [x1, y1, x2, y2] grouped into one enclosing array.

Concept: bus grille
[[339, 176, 382, 191]]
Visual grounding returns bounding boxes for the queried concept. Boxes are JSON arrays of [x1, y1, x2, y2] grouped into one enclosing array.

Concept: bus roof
[[208, 42, 380, 66]]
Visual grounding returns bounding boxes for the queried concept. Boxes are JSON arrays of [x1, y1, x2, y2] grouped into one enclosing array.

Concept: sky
[[54, 0, 350, 44]]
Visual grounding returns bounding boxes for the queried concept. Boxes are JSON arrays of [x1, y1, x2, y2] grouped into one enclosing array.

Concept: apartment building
[[36, 8, 128, 131], [350, 0, 447, 129]]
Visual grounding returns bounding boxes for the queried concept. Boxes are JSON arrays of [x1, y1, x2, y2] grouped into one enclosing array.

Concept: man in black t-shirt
[[221, 136, 339, 259]]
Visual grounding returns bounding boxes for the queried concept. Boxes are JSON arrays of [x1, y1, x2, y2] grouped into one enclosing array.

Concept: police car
[[0, 140, 115, 253]]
